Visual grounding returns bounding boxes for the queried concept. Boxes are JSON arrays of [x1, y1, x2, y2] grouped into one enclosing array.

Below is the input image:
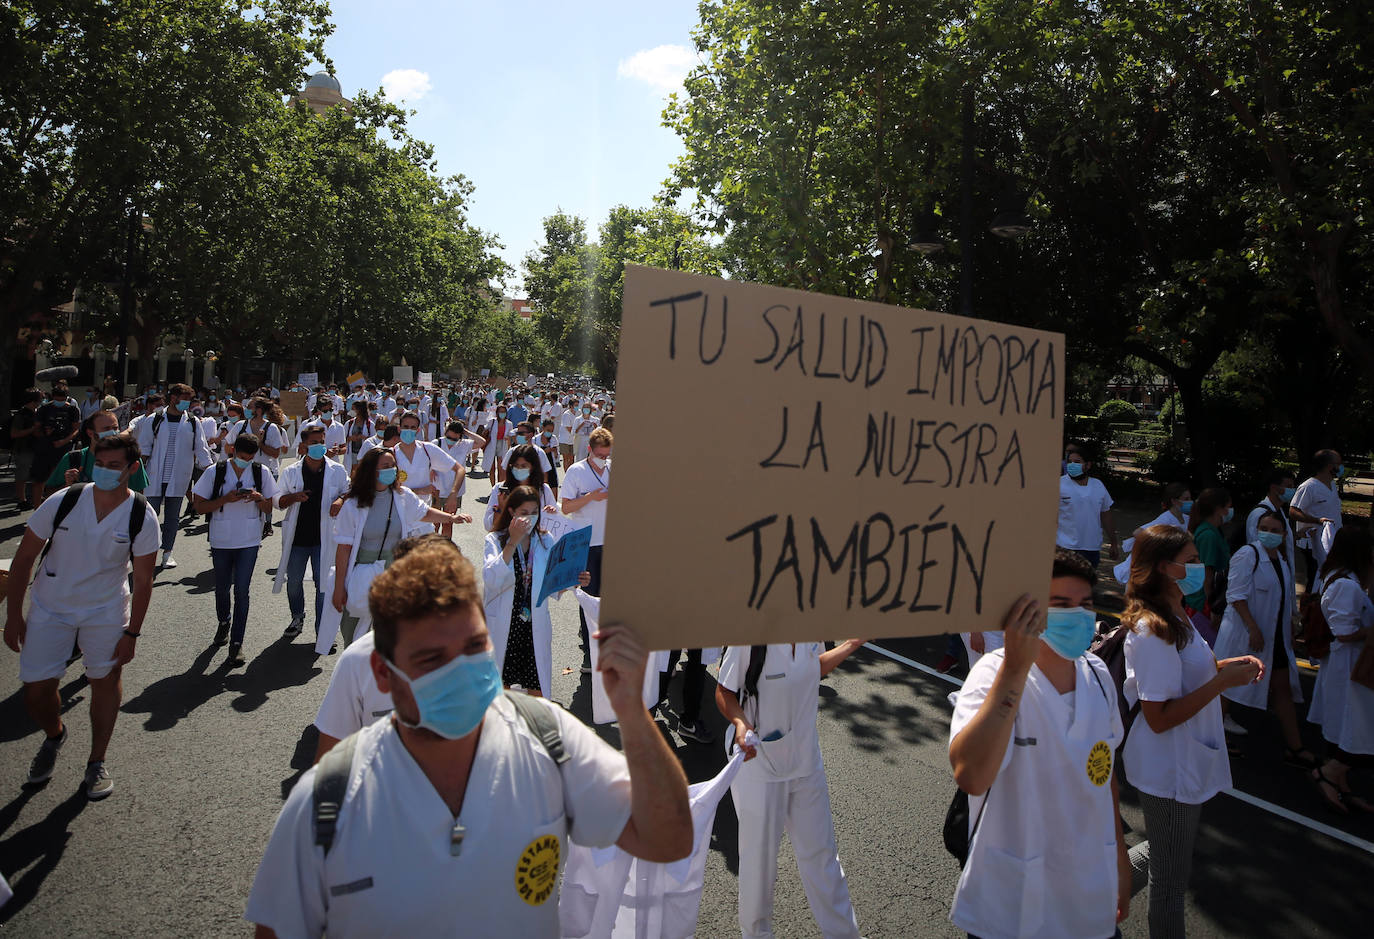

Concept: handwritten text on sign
[[601, 267, 1064, 650]]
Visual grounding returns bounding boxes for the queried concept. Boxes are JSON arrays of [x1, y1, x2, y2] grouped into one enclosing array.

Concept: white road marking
[[863, 641, 1374, 856]]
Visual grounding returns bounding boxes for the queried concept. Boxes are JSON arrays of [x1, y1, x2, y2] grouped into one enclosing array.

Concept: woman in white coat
[[272, 430, 350, 641], [483, 444, 558, 531], [1121, 526, 1263, 939], [1213, 510, 1311, 765], [343, 402, 373, 472], [716, 638, 867, 939], [1307, 527, 1374, 814], [319, 447, 471, 652], [390, 411, 458, 535], [481, 405, 515, 482], [481, 486, 565, 698]]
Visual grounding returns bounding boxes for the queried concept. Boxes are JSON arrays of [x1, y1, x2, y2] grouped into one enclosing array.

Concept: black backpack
[[1088, 621, 1142, 738], [36, 483, 150, 575], [150, 409, 202, 451], [205, 460, 265, 513], [312, 691, 569, 856]]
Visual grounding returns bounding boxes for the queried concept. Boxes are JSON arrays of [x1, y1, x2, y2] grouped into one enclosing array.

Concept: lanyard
[[588, 463, 608, 489]]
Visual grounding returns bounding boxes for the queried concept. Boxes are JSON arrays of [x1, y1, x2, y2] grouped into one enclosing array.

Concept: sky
[[315, 0, 704, 293]]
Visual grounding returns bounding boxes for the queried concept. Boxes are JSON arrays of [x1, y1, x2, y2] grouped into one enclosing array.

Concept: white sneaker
[[161, 553, 177, 569], [1222, 716, 1248, 736]]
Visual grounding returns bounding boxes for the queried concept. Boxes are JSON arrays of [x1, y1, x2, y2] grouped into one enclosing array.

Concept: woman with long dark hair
[[1122, 525, 1262, 938], [483, 443, 557, 531], [715, 637, 867, 938], [481, 486, 584, 698], [1307, 526, 1374, 813], [344, 400, 372, 472], [317, 447, 471, 651]]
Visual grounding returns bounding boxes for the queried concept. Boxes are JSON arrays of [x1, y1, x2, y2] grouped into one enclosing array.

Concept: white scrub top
[[718, 643, 824, 781], [949, 649, 1124, 939], [313, 632, 393, 740], [1292, 476, 1342, 546], [246, 697, 633, 938], [1122, 624, 1232, 803], [1056, 475, 1113, 551], [562, 460, 610, 547], [192, 462, 278, 549], [27, 487, 161, 625]]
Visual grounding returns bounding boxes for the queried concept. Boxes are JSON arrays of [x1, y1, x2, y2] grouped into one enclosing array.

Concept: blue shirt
[[506, 404, 528, 426]]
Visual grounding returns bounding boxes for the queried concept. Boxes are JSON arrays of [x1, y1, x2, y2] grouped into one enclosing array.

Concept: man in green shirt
[[46, 409, 150, 492]]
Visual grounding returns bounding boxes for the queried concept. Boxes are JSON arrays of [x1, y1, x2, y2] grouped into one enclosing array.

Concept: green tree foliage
[[524, 205, 721, 382], [667, 0, 1374, 483]]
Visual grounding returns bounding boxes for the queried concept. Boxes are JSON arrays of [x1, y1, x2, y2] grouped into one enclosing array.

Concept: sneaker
[[678, 720, 715, 744], [935, 653, 958, 674], [227, 643, 246, 667], [83, 761, 114, 800], [213, 621, 230, 646], [161, 552, 177, 569], [26, 726, 67, 785], [283, 617, 304, 639], [1223, 716, 1248, 736]]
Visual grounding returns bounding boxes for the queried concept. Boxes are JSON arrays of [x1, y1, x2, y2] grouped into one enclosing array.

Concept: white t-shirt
[[562, 460, 610, 547], [950, 650, 1123, 939], [1292, 477, 1342, 541], [718, 643, 824, 781], [192, 462, 278, 549], [314, 632, 393, 740], [1122, 625, 1231, 803], [1056, 475, 1113, 551], [28, 487, 161, 625], [559, 409, 575, 445], [245, 697, 633, 938], [225, 419, 286, 471], [392, 441, 457, 494]]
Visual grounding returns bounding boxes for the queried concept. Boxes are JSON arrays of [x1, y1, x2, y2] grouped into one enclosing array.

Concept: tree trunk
[[1175, 370, 1216, 484]]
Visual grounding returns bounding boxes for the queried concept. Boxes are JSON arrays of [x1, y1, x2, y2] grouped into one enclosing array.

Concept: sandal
[[1283, 747, 1319, 770], [1311, 767, 1350, 815]]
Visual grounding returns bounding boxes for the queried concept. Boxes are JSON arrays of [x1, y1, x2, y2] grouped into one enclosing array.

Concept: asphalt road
[[0, 466, 1370, 937]]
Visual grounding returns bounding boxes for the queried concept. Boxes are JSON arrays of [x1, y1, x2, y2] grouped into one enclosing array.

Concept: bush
[[1097, 399, 1140, 427]]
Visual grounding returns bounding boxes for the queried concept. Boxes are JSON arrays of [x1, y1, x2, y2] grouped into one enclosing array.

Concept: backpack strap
[[34, 483, 90, 578], [312, 731, 361, 856], [504, 689, 568, 765], [127, 492, 148, 554]]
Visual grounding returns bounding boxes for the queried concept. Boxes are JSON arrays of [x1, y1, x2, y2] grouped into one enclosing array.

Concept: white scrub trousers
[[730, 769, 860, 939]]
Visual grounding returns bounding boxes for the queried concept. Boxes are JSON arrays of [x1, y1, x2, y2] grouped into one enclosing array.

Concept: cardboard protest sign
[[297, 372, 318, 388], [493, 377, 510, 393], [536, 521, 592, 607], [417, 371, 433, 389], [602, 266, 1065, 650], [279, 390, 309, 419]]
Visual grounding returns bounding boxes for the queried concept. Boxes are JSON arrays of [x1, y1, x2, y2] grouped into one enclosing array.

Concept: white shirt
[[192, 462, 278, 549], [501, 443, 552, 473], [1292, 477, 1342, 541], [313, 632, 393, 740], [718, 643, 824, 781], [225, 419, 286, 471], [1056, 475, 1113, 551], [950, 650, 1123, 939], [28, 486, 161, 625], [1122, 626, 1231, 803], [562, 460, 610, 547], [392, 441, 456, 494], [307, 418, 348, 451], [245, 698, 633, 938], [571, 412, 600, 438], [559, 409, 575, 445]]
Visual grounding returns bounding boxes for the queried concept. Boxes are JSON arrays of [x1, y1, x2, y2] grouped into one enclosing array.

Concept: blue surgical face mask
[[511, 466, 531, 482], [386, 649, 502, 739], [91, 465, 125, 491], [1175, 562, 1206, 595], [97, 428, 118, 439], [1222, 507, 1234, 523], [515, 435, 527, 445], [307, 443, 327, 460], [1336, 464, 1346, 478], [176, 400, 191, 412], [1065, 461, 1084, 478], [232, 456, 252, 470], [1043, 607, 1097, 660], [1281, 487, 1296, 503], [1181, 500, 1194, 515], [399, 429, 418, 445], [1257, 530, 1285, 550], [378, 467, 398, 486]]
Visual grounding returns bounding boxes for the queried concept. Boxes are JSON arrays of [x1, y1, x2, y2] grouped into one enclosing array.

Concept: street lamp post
[[116, 203, 139, 395]]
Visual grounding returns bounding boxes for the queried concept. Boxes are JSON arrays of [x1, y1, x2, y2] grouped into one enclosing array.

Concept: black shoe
[[17, 500, 32, 511], [677, 720, 716, 744], [226, 643, 246, 667], [213, 621, 230, 646], [283, 617, 304, 639]]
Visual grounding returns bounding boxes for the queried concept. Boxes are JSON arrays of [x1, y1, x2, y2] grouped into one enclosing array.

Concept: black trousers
[[660, 649, 707, 722], [578, 544, 603, 655]]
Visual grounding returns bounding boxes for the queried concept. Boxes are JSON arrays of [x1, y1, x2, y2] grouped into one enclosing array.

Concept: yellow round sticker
[[1086, 740, 1112, 787], [396, 468, 409, 485], [515, 835, 560, 906]]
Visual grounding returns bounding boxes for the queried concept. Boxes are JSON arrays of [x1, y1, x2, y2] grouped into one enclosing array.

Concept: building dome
[[304, 71, 342, 93]]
